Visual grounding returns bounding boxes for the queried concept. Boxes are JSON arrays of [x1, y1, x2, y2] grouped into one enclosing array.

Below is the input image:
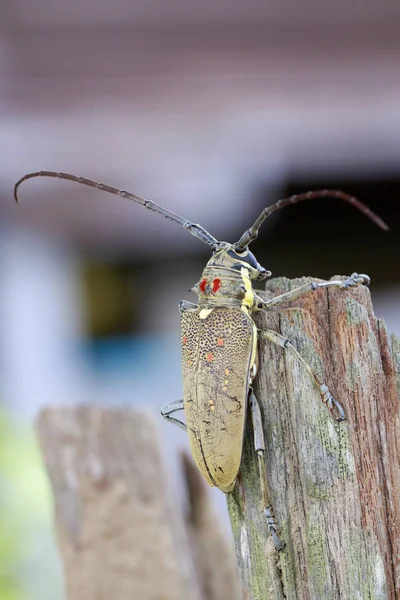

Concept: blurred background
[[1, 1, 400, 598]]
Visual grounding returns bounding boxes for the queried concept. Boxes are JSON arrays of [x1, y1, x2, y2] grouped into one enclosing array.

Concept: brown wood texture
[[227, 276, 400, 600], [36, 407, 241, 600]]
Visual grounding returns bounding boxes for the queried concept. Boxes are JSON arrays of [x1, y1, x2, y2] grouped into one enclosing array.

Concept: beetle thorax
[[195, 265, 248, 308], [193, 245, 268, 310]]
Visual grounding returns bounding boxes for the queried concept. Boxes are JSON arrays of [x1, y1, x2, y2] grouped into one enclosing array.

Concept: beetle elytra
[[14, 171, 388, 550]]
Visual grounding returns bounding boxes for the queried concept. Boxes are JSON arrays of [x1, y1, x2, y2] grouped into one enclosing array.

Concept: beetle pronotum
[[14, 171, 388, 550]]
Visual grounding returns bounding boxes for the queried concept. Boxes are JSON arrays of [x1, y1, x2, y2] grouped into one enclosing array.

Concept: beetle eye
[[228, 249, 259, 269], [228, 249, 258, 269], [244, 251, 258, 268]]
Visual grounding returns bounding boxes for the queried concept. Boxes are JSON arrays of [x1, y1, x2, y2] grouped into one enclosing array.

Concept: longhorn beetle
[[14, 171, 389, 550]]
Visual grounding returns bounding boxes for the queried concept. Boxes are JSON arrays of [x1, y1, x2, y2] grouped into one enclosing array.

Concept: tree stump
[[227, 276, 400, 600]]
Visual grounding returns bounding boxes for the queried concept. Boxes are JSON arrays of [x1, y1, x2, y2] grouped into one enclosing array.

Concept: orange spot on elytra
[[187, 360, 192, 366], [183, 335, 188, 345], [225, 369, 230, 375], [222, 386, 227, 392], [217, 338, 224, 347], [212, 278, 221, 293], [206, 352, 214, 362]]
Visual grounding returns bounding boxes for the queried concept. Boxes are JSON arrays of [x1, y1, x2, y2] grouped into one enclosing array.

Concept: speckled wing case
[[181, 306, 256, 492]]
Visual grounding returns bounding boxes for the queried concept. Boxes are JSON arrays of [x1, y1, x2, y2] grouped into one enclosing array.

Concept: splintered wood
[[36, 407, 240, 600], [227, 276, 400, 600]]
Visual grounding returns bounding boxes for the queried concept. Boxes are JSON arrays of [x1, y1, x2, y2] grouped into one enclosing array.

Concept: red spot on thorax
[[212, 278, 221, 293], [206, 352, 214, 362], [200, 278, 207, 293]]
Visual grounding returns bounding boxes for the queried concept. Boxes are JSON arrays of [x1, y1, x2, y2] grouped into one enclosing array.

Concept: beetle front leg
[[179, 300, 198, 311], [161, 399, 187, 431], [249, 390, 285, 551], [260, 329, 345, 421], [258, 273, 370, 309]]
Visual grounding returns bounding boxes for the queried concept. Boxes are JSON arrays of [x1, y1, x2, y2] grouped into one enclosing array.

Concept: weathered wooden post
[[36, 407, 241, 600], [227, 276, 400, 600]]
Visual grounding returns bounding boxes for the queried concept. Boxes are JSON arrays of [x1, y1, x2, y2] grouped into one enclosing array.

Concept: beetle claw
[[264, 507, 285, 551], [341, 272, 370, 288], [320, 384, 346, 421], [270, 528, 286, 552]]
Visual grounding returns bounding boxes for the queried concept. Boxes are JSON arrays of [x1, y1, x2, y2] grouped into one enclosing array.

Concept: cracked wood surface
[[36, 407, 241, 600], [227, 276, 400, 600]]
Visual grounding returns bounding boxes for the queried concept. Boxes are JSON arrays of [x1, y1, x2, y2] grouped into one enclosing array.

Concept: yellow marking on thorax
[[241, 267, 254, 310], [250, 323, 258, 382], [240, 267, 258, 380]]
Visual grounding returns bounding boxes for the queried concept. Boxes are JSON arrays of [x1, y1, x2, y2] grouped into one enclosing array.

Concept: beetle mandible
[[14, 171, 389, 550]]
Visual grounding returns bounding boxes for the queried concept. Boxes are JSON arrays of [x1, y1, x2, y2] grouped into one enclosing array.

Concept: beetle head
[[210, 242, 271, 281]]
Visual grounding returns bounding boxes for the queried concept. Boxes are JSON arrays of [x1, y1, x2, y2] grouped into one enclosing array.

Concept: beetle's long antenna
[[14, 171, 219, 248], [235, 189, 389, 251]]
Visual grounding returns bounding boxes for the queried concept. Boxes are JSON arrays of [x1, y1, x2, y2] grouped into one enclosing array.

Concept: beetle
[[14, 171, 388, 550]]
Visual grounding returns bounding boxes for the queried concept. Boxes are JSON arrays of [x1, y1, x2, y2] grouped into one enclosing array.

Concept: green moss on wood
[[247, 519, 268, 599], [345, 297, 368, 326], [227, 491, 242, 539], [346, 530, 388, 600], [278, 525, 296, 598], [306, 520, 332, 600], [314, 412, 353, 481], [346, 361, 360, 392], [391, 333, 400, 397], [305, 479, 330, 500]]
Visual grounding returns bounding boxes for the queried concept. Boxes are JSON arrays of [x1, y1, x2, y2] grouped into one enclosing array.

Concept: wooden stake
[[36, 407, 241, 600], [227, 276, 400, 600]]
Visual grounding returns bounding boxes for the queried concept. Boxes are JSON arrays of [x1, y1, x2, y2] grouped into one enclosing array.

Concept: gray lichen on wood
[[227, 276, 400, 600]]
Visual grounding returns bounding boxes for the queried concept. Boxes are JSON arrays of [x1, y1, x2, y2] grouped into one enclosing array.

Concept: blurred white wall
[[0, 229, 88, 416]]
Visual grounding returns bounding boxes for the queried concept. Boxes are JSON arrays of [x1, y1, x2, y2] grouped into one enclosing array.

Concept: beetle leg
[[179, 300, 198, 310], [260, 329, 345, 421], [249, 390, 285, 551], [259, 273, 370, 309], [161, 399, 187, 431]]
